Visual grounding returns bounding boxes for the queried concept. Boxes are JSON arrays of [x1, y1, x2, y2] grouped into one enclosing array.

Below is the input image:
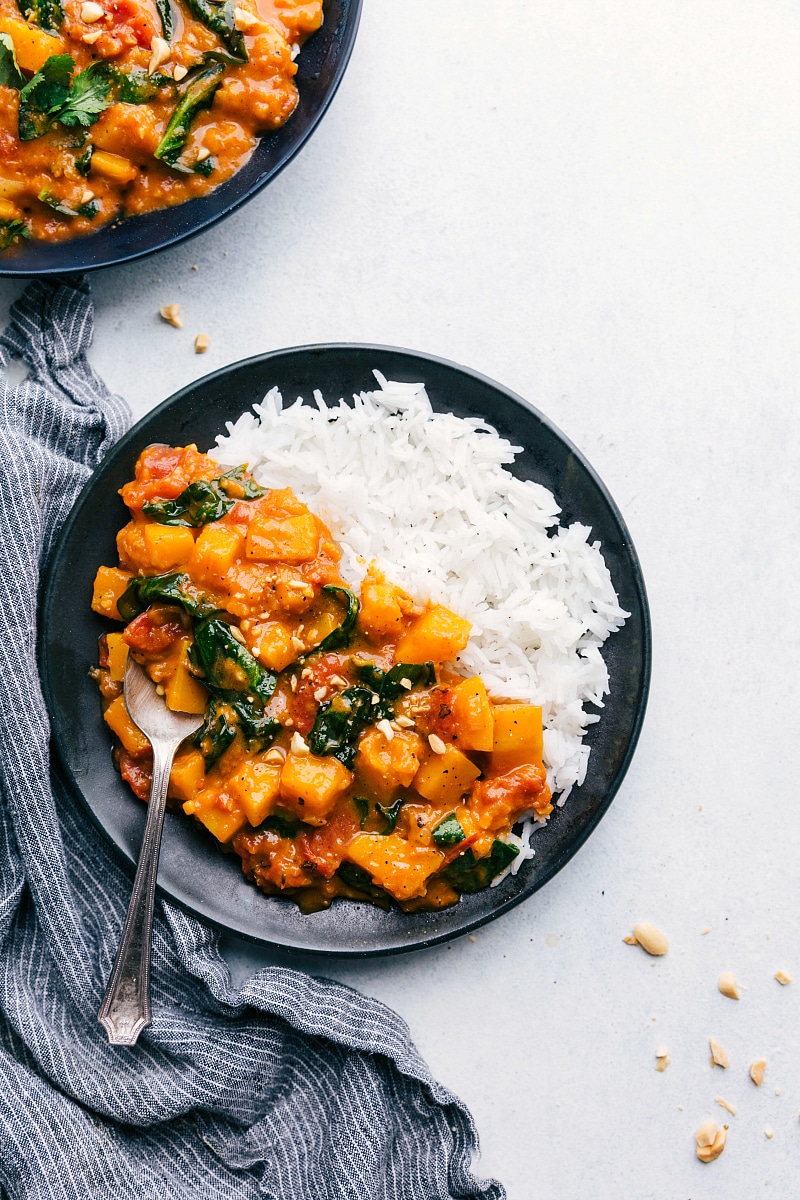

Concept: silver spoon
[[98, 657, 204, 1046]]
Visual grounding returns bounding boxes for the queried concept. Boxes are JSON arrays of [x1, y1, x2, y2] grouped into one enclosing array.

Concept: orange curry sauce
[[92, 444, 553, 912], [0, 0, 321, 244]]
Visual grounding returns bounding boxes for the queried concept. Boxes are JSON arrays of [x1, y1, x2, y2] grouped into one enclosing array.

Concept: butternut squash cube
[[183, 788, 247, 842], [490, 704, 544, 773], [0, 15, 66, 73], [451, 676, 494, 752], [116, 522, 150, 572], [413, 744, 481, 806], [165, 664, 208, 715], [253, 620, 297, 672], [103, 695, 150, 758], [358, 568, 406, 640], [143, 523, 195, 570], [190, 523, 244, 586], [91, 566, 132, 620], [168, 750, 206, 804], [355, 727, 423, 798], [395, 605, 471, 664], [345, 833, 443, 901], [246, 513, 319, 563], [0, 199, 21, 222], [228, 756, 283, 827], [106, 632, 129, 682], [89, 150, 138, 185], [279, 752, 353, 825]]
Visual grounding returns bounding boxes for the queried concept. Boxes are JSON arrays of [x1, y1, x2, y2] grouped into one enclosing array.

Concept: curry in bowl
[[0, 0, 321, 248]]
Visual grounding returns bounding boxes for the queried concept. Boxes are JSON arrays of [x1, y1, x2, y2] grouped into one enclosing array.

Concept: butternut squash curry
[[91, 444, 553, 913], [0, 0, 321, 248]]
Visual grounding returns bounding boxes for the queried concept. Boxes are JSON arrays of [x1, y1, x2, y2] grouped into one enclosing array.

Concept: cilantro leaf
[[18, 54, 74, 141], [56, 62, 112, 127], [0, 33, 25, 89], [18, 55, 113, 141]]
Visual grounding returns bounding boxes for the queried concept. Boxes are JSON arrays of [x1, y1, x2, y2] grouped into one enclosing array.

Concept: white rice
[[211, 373, 629, 881]]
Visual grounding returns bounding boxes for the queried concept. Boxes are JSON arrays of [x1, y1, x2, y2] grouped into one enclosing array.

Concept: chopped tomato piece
[[104, 0, 158, 47], [423, 686, 458, 742], [471, 763, 553, 828], [120, 445, 219, 509], [117, 749, 153, 801], [287, 654, 349, 735], [97, 633, 110, 669], [298, 808, 360, 877], [122, 610, 185, 654]]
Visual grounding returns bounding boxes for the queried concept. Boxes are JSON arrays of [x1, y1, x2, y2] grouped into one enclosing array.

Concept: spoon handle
[[98, 740, 176, 1046]]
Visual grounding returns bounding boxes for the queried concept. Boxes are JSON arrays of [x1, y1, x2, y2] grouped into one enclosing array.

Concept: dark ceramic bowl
[[41, 346, 651, 956], [0, 0, 362, 277]]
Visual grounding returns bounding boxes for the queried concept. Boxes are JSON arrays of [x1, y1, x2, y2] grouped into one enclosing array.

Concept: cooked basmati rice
[[211, 373, 629, 881]]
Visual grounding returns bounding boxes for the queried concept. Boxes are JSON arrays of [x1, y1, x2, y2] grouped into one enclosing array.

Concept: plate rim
[[40, 343, 652, 956], [0, 0, 364, 278]]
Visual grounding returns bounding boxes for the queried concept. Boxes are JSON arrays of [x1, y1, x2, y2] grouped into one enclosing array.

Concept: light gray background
[[3, 2, 799, 1196]]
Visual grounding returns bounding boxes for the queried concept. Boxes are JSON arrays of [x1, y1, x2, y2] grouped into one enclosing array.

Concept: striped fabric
[[0, 279, 504, 1200]]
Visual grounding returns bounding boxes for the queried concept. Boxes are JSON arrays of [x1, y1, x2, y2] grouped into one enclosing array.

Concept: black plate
[[0, 0, 362, 277], [41, 346, 651, 956]]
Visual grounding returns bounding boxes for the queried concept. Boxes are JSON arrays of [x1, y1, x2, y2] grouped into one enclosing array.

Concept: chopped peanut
[[696, 1120, 726, 1163], [718, 971, 740, 1000], [159, 304, 182, 328], [709, 1037, 729, 1069], [632, 921, 668, 956]]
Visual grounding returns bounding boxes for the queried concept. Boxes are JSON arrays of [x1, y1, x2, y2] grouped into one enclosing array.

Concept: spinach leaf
[[352, 661, 385, 691], [0, 33, 25, 88], [353, 658, 435, 719], [18, 54, 73, 140], [143, 478, 234, 526], [192, 694, 279, 764], [261, 813, 300, 838], [117, 572, 218, 622], [432, 813, 465, 848], [336, 862, 391, 908], [376, 797, 404, 834], [0, 218, 29, 252], [19, 0, 63, 32], [191, 155, 216, 177], [104, 65, 174, 104], [219, 464, 266, 500], [307, 686, 373, 768], [38, 188, 99, 219], [228, 696, 279, 749], [190, 617, 276, 703], [193, 699, 237, 765], [74, 143, 93, 175], [154, 61, 225, 168], [154, 0, 173, 39], [353, 796, 369, 829], [183, 0, 246, 61], [381, 661, 436, 697], [296, 586, 360, 661], [443, 840, 519, 894]]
